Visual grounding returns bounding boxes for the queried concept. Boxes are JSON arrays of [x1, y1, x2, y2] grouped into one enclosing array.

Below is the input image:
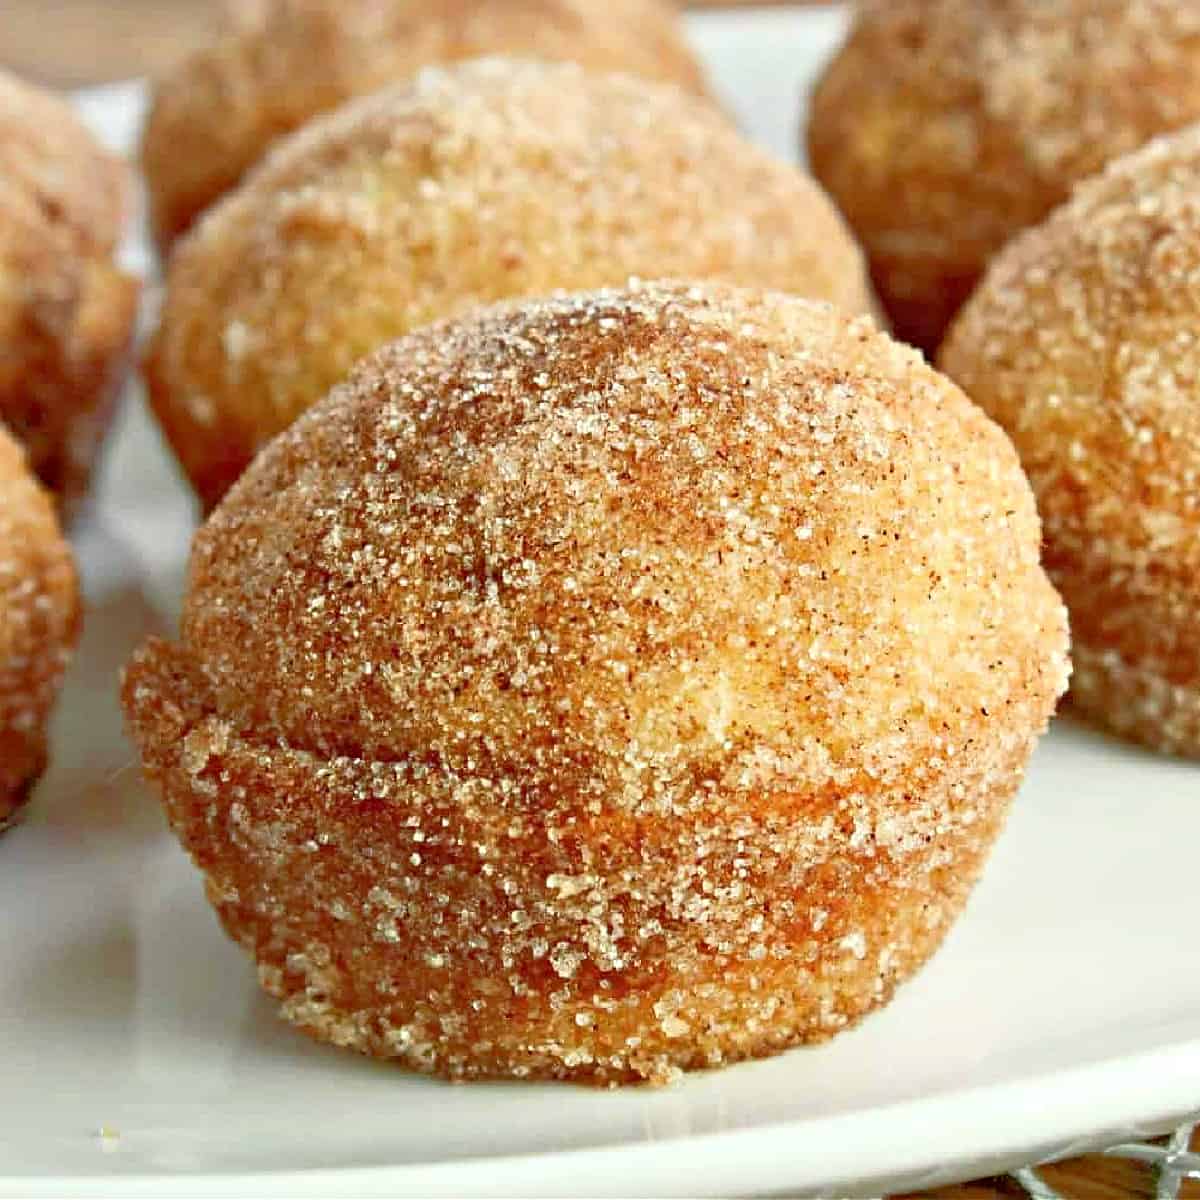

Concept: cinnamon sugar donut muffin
[[808, 0, 1200, 355], [124, 283, 1068, 1083], [0, 427, 79, 830], [141, 0, 713, 250], [941, 129, 1200, 758], [145, 58, 874, 510], [0, 70, 139, 513]]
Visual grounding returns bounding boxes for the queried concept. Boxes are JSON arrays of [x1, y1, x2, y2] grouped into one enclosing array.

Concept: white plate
[[3, 8, 1200, 1197]]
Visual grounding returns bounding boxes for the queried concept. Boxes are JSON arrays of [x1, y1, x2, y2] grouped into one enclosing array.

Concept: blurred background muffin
[[808, 0, 1200, 355], [0, 69, 138, 515], [941, 129, 1200, 759], [140, 0, 715, 251], [0, 427, 79, 830], [146, 57, 874, 509]]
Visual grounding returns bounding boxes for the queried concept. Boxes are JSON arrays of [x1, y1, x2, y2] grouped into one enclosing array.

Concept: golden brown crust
[[145, 58, 874, 510], [0, 427, 79, 829], [940, 129, 1200, 757], [807, 0, 1200, 355], [140, 0, 713, 250], [0, 70, 129, 257], [0, 70, 139, 513], [124, 283, 1069, 1082]]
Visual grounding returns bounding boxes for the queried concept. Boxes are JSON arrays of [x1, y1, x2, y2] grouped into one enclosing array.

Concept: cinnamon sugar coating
[[808, 0, 1200, 354], [145, 58, 874, 511], [140, 0, 713, 250], [0, 428, 79, 830], [0, 70, 139, 513], [941, 129, 1200, 758], [125, 283, 1068, 1082]]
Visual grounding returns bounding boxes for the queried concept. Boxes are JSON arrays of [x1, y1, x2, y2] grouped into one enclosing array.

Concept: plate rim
[[5, 1038, 1199, 1197]]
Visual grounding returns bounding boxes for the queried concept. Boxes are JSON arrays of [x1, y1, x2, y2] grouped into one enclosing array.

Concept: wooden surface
[[3, 0, 221, 86], [898, 1128, 1200, 1200], [2, 2, 1198, 1198]]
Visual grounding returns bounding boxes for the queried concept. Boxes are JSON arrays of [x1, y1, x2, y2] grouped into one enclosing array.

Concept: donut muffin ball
[[941, 129, 1200, 758], [808, 0, 1200, 355], [0, 428, 79, 830], [140, 0, 712, 250], [145, 58, 875, 510], [0, 70, 139, 513], [124, 283, 1069, 1084]]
